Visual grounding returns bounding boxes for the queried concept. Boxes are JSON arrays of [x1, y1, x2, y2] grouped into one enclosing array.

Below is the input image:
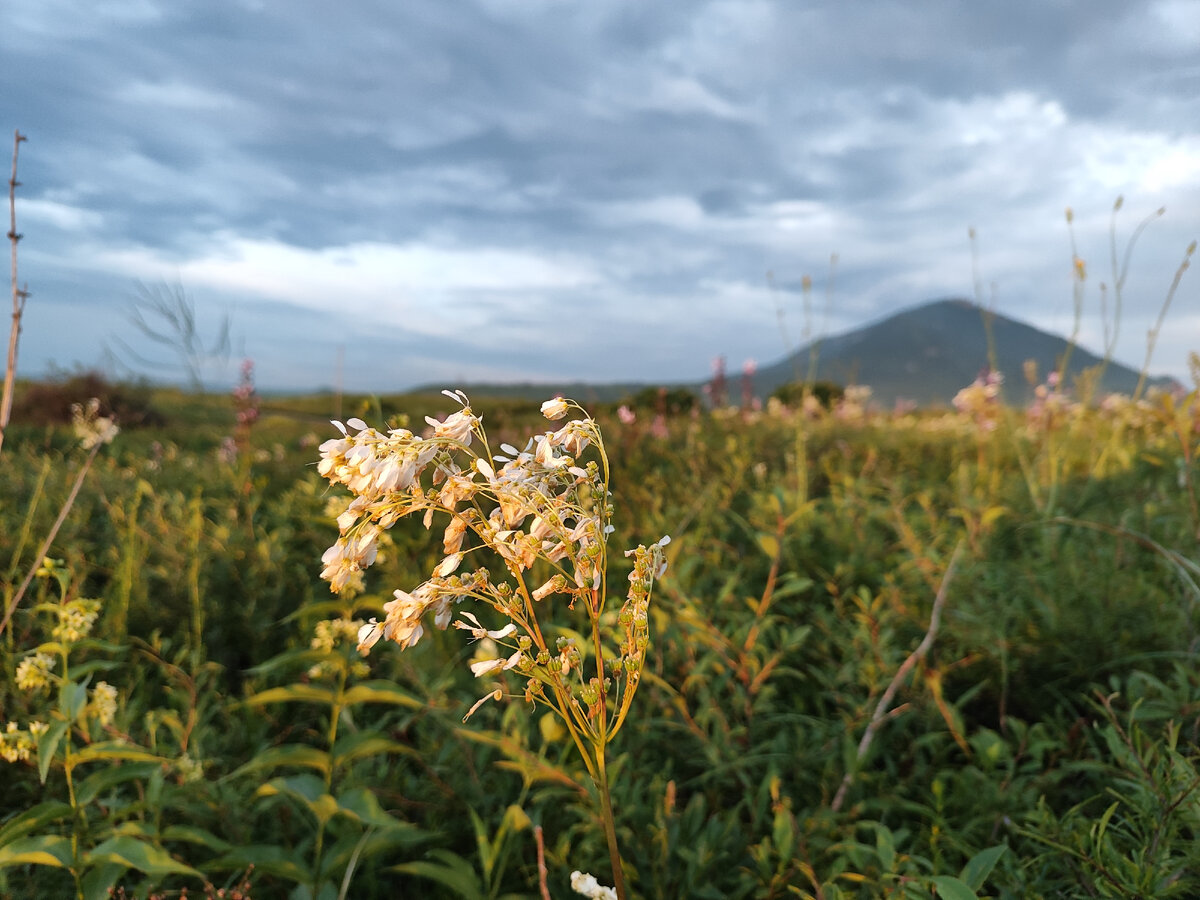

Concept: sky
[[4, 0, 1200, 393]]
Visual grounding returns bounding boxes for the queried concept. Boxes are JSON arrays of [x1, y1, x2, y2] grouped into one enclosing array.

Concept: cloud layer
[[5, 0, 1198, 391]]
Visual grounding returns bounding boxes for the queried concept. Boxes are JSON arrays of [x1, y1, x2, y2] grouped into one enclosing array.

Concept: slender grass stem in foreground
[[316, 390, 670, 898]]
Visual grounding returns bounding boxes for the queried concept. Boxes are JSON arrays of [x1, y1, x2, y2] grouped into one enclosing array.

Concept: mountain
[[413, 298, 1179, 407], [754, 297, 1177, 407]]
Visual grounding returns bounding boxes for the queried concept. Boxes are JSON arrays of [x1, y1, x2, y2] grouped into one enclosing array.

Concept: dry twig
[[831, 540, 965, 812], [1, 129, 28, 455]]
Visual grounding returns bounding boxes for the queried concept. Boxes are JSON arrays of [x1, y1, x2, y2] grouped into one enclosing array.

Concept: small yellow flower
[[15, 652, 55, 692], [53, 598, 102, 643], [90, 681, 118, 727]]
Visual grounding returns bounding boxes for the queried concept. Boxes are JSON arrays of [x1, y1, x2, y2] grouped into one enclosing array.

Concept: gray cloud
[[4, 0, 1198, 392]]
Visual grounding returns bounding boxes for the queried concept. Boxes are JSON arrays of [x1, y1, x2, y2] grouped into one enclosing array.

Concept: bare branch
[[831, 540, 966, 812], [1, 129, 29, 455]]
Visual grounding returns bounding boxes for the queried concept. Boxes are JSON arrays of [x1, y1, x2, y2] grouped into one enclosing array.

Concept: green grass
[[1, 384, 1198, 899]]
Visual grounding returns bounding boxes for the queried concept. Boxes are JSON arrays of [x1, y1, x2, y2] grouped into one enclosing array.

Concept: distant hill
[[756, 297, 1177, 407], [413, 298, 1179, 408]]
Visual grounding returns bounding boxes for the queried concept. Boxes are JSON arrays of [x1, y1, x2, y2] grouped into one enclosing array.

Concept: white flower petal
[[541, 397, 569, 420]]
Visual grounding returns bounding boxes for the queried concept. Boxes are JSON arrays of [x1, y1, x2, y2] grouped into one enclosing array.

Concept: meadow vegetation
[[2, 362, 1200, 899]]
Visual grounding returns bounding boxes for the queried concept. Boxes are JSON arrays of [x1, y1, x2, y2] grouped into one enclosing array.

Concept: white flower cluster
[[89, 681, 118, 728], [0, 720, 48, 764], [319, 392, 611, 647], [15, 651, 56, 692], [570, 870, 617, 900], [51, 597, 101, 643], [71, 398, 119, 450], [316, 390, 670, 724]]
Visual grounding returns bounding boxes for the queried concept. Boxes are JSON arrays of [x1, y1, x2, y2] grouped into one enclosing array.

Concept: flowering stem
[[594, 746, 627, 900]]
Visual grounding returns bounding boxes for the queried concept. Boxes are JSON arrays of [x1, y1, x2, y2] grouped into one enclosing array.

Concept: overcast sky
[[4, 0, 1199, 392]]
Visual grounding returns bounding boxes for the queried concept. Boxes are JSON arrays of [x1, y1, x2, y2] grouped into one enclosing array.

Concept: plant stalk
[[594, 748, 627, 900]]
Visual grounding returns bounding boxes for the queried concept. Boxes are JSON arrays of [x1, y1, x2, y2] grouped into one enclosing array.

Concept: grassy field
[[2, 374, 1199, 899]]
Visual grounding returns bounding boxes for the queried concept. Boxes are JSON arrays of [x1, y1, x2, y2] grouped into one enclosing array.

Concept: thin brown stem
[[534, 825, 551, 900], [1135, 239, 1195, 401], [1, 129, 29, 456], [0, 442, 101, 637], [831, 540, 965, 812]]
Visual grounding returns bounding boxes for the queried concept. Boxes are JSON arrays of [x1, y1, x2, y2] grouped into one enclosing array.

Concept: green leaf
[[257, 774, 338, 824], [774, 574, 814, 600], [62, 678, 90, 721], [0, 800, 72, 847], [243, 684, 337, 706], [257, 773, 326, 803], [342, 680, 423, 709], [335, 787, 415, 831], [331, 731, 418, 769], [81, 861, 126, 900], [958, 844, 1006, 891], [0, 835, 73, 868], [756, 533, 780, 560], [392, 850, 485, 900], [37, 719, 69, 783], [71, 659, 124, 680], [928, 875, 978, 900], [321, 827, 430, 875], [1092, 800, 1120, 847], [244, 647, 330, 677], [874, 824, 895, 872], [772, 808, 795, 861], [76, 761, 161, 805], [206, 844, 310, 884], [161, 825, 233, 853], [72, 742, 163, 766], [84, 835, 203, 878], [232, 743, 332, 777]]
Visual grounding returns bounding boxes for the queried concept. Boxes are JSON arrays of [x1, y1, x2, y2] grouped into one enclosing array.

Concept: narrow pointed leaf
[[243, 684, 337, 706], [959, 844, 1006, 891], [392, 850, 485, 900], [928, 875, 978, 900], [342, 680, 423, 709], [336, 787, 415, 830], [0, 801, 72, 846], [37, 719, 69, 784], [0, 835, 73, 868], [84, 836, 203, 878], [331, 731, 419, 769], [232, 744, 332, 777], [77, 761, 161, 805], [73, 742, 163, 766], [161, 825, 233, 853]]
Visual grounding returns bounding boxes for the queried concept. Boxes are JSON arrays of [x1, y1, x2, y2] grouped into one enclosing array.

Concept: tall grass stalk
[[0, 130, 28, 456]]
